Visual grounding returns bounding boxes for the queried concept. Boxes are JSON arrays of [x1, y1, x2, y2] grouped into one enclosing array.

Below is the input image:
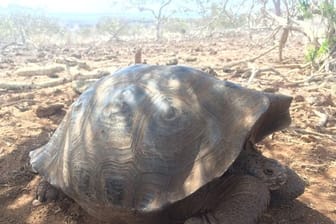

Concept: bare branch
[[223, 44, 279, 68], [14, 65, 65, 77], [139, 7, 157, 18], [0, 78, 71, 91], [136, 0, 174, 40], [158, 0, 173, 19], [279, 27, 289, 61], [247, 67, 282, 87]]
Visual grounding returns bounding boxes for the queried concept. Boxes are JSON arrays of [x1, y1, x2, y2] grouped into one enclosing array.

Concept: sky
[[0, 0, 257, 22], [0, 0, 201, 23], [0, 0, 126, 13]]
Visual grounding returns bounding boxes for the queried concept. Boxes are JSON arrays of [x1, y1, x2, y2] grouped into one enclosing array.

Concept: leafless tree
[[191, 0, 233, 36], [135, 0, 174, 40], [273, 0, 282, 16]]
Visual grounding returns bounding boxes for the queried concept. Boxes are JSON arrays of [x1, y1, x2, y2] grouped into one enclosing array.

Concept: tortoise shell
[[30, 65, 292, 220]]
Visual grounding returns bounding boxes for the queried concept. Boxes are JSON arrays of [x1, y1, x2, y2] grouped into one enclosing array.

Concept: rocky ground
[[0, 34, 335, 223]]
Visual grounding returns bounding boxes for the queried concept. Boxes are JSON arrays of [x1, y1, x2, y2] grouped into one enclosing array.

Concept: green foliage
[[305, 38, 335, 62], [298, 0, 313, 19], [305, 44, 318, 62], [317, 39, 330, 56], [299, 1, 336, 63], [320, 1, 336, 21], [297, 0, 336, 21]]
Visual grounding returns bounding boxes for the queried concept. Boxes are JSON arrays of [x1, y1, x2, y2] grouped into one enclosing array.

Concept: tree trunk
[[272, 0, 281, 16], [156, 21, 162, 41]]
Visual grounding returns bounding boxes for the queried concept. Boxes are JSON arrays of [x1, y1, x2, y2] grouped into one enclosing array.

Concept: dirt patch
[[0, 37, 335, 223]]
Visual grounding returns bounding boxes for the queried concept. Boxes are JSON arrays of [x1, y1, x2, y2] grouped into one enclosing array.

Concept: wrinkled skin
[[230, 142, 305, 203], [30, 65, 304, 224]]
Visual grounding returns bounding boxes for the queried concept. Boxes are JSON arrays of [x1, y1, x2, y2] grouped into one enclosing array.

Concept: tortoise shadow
[[0, 123, 109, 224], [0, 130, 334, 224], [0, 129, 50, 223], [76, 198, 336, 224], [0, 125, 91, 224], [258, 200, 334, 224]]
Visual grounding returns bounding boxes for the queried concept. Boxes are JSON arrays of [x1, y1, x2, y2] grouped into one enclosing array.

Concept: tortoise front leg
[[270, 166, 305, 205], [32, 179, 60, 206], [184, 175, 270, 224]]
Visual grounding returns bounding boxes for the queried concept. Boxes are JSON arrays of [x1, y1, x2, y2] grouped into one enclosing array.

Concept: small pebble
[[32, 199, 42, 206]]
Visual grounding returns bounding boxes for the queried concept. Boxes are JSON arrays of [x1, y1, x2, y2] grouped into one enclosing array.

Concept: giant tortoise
[[30, 65, 305, 224]]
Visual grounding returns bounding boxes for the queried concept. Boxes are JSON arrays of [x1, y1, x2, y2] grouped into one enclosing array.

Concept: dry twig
[[0, 78, 71, 91], [246, 67, 284, 87], [73, 71, 110, 80], [0, 70, 110, 92], [14, 65, 65, 77], [278, 27, 289, 62], [223, 44, 279, 68], [1, 99, 37, 107], [134, 48, 142, 64], [291, 128, 336, 141]]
